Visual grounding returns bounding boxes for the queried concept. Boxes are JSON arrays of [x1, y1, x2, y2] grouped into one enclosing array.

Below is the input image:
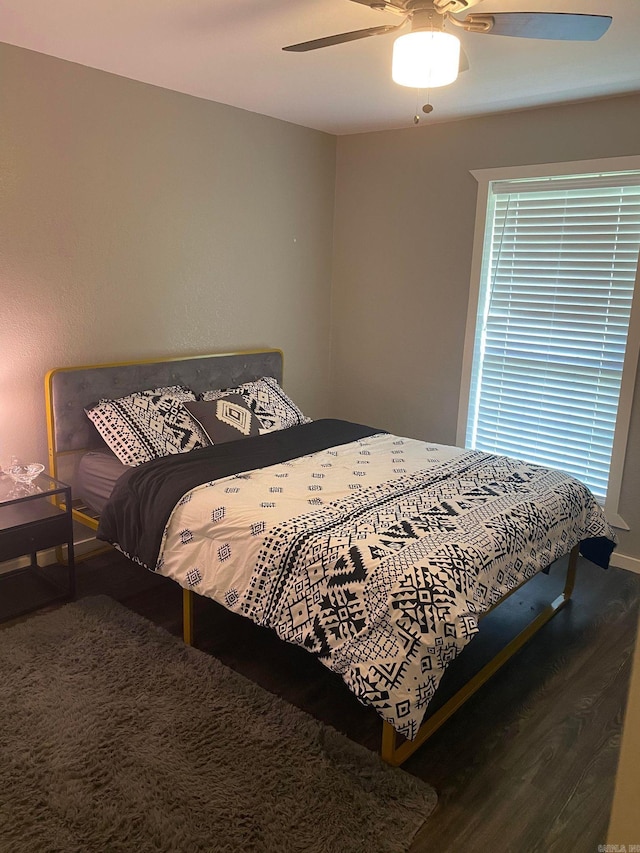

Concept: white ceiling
[[2, 0, 639, 135]]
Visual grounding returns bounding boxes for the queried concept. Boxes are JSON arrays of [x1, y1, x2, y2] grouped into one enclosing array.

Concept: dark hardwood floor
[[19, 548, 640, 852]]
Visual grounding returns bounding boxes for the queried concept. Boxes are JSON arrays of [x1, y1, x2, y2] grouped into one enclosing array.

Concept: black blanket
[[98, 419, 382, 570]]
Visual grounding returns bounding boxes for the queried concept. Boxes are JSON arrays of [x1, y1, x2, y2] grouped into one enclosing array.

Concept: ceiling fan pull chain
[[414, 90, 421, 124], [414, 88, 434, 124]]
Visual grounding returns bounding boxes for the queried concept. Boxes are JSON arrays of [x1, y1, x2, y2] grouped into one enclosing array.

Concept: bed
[[45, 349, 616, 766]]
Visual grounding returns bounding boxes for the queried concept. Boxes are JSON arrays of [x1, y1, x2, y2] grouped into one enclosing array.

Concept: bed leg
[[381, 722, 401, 766], [379, 544, 581, 766], [183, 588, 194, 646], [563, 543, 579, 601]]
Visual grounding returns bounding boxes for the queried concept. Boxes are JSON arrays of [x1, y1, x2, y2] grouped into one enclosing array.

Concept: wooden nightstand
[[0, 472, 75, 622]]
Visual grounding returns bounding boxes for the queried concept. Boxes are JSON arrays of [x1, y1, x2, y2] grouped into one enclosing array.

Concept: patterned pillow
[[199, 377, 311, 432], [183, 395, 264, 444], [85, 386, 205, 466]]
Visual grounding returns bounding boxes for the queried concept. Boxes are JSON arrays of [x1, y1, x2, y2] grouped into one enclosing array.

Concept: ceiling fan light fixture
[[392, 30, 460, 88]]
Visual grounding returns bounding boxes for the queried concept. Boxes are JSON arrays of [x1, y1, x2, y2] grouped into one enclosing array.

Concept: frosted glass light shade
[[392, 30, 460, 88]]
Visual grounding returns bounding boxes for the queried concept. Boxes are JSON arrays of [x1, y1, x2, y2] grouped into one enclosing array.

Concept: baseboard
[[610, 552, 640, 575]]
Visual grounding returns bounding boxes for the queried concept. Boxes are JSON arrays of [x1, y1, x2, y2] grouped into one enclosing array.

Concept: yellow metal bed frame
[[45, 349, 581, 767], [381, 544, 578, 765], [182, 544, 579, 767]]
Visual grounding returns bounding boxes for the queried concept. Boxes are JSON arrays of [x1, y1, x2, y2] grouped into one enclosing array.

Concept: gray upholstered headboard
[[45, 349, 283, 520]]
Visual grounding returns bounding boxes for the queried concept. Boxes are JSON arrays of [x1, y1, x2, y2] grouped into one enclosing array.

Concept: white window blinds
[[466, 172, 640, 503]]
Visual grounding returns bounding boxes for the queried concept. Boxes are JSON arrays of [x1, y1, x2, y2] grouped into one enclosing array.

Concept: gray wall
[[0, 43, 336, 469], [331, 95, 640, 560], [1, 40, 638, 561]]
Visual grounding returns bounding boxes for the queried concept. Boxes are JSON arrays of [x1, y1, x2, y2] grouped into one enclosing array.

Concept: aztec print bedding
[[98, 419, 615, 739]]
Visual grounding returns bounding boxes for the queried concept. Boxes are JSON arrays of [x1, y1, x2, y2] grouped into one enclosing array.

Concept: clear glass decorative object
[[4, 460, 45, 496]]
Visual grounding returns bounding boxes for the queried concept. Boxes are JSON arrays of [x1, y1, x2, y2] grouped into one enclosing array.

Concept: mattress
[[76, 450, 131, 514]]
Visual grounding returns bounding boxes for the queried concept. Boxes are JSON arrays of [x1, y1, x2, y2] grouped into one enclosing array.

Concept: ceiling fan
[[283, 1, 612, 90]]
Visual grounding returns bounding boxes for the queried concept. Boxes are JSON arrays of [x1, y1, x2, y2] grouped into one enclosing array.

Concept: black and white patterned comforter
[[99, 421, 615, 738]]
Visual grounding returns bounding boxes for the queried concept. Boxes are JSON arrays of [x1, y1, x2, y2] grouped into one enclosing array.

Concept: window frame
[[457, 155, 640, 531]]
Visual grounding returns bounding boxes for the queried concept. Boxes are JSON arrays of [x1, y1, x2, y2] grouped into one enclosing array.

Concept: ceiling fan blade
[[283, 23, 402, 52], [480, 12, 612, 41]]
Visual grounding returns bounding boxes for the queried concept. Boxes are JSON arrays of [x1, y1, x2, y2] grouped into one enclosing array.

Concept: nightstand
[[0, 472, 75, 622]]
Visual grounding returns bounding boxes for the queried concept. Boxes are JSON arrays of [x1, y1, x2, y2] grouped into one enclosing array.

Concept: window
[[458, 158, 640, 528]]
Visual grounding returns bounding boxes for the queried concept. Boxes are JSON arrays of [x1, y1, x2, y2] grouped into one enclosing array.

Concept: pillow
[[183, 395, 264, 444], [85, 385, 205, 466], [200, 377, 310, 432]]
